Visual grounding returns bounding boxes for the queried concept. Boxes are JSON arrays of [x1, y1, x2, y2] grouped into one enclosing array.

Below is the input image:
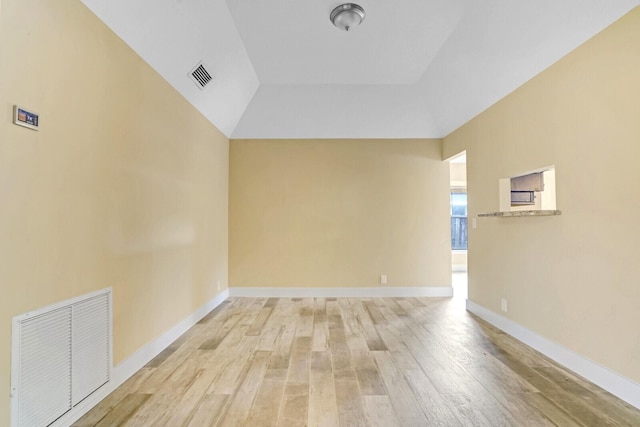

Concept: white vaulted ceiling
[[81, 0, 640, 139]]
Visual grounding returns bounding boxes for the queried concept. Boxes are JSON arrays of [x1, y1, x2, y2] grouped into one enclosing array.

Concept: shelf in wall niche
[[477, 210, 562, 217]]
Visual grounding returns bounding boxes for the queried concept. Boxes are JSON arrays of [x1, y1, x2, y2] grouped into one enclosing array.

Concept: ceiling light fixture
[[330, 3, 366, 31]]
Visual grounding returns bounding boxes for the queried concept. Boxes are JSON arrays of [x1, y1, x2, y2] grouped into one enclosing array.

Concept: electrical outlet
[[217, 280, 221, 291], [501, 298, 508, 312], [380, 275, 387, 285]]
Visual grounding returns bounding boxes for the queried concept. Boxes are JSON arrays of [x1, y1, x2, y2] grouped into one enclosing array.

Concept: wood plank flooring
[[74, 296, 640, 426]]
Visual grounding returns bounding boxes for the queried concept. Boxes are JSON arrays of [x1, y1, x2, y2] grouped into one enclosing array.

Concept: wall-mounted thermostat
[[13, 105, 39, 131]]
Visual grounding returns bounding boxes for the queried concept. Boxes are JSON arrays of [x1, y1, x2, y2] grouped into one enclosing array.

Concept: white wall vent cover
[[189, 62, 214, 89], [11, 288, 112, 427]]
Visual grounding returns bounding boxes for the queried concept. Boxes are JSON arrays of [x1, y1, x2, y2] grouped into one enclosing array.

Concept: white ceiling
[[81, 0, 640, 139], [226, 0, 466, 85]]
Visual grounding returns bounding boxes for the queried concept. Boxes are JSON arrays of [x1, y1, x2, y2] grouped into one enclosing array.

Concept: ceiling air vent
[[189, 62, 213, 90]]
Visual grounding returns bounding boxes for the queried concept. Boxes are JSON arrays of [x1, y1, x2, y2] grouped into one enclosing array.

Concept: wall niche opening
[[499, 167, 556, 212]]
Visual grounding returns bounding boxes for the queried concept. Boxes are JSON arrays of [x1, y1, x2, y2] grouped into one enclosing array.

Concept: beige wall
[[451, 251, 467, 271], [0, 1, 229, 424], [449, 162, 467, 188], [444, 7, 640, 383], [230, 139, 451, 288]]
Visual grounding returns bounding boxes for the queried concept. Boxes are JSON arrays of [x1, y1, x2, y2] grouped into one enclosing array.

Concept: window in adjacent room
[[450, 191, 467, 250]]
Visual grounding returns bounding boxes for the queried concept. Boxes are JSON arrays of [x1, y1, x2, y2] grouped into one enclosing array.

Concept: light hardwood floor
[[74, 295, 640, 426]]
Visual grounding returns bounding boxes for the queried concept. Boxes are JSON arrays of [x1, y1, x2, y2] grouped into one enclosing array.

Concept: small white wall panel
[[17, 307, 72, 427], [72, 294, 111, 406]]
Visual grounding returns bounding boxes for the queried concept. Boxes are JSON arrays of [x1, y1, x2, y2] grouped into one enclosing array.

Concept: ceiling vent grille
[[189, 62, 213, 89]]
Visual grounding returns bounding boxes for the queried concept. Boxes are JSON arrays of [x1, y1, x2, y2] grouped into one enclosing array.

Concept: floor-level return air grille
[[11, 288, 112, 427]]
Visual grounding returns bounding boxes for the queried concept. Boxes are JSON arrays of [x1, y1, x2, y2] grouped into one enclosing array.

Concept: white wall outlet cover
[[380, 275, 387, 285], [501, 298, 508, 312]]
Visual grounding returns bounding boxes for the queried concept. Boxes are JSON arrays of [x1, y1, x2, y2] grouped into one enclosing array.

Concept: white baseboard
[[466, 299, 640, 410], [229, 286, 453, 298], [59, 289, 229, 427], [111, 289, 229, 385]]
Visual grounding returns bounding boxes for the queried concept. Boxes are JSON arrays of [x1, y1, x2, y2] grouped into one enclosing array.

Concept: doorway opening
[[449, 152, 467, 299]]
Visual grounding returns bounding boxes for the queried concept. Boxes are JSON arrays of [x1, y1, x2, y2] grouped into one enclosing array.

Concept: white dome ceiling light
[[330, 3, 366, 31]]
